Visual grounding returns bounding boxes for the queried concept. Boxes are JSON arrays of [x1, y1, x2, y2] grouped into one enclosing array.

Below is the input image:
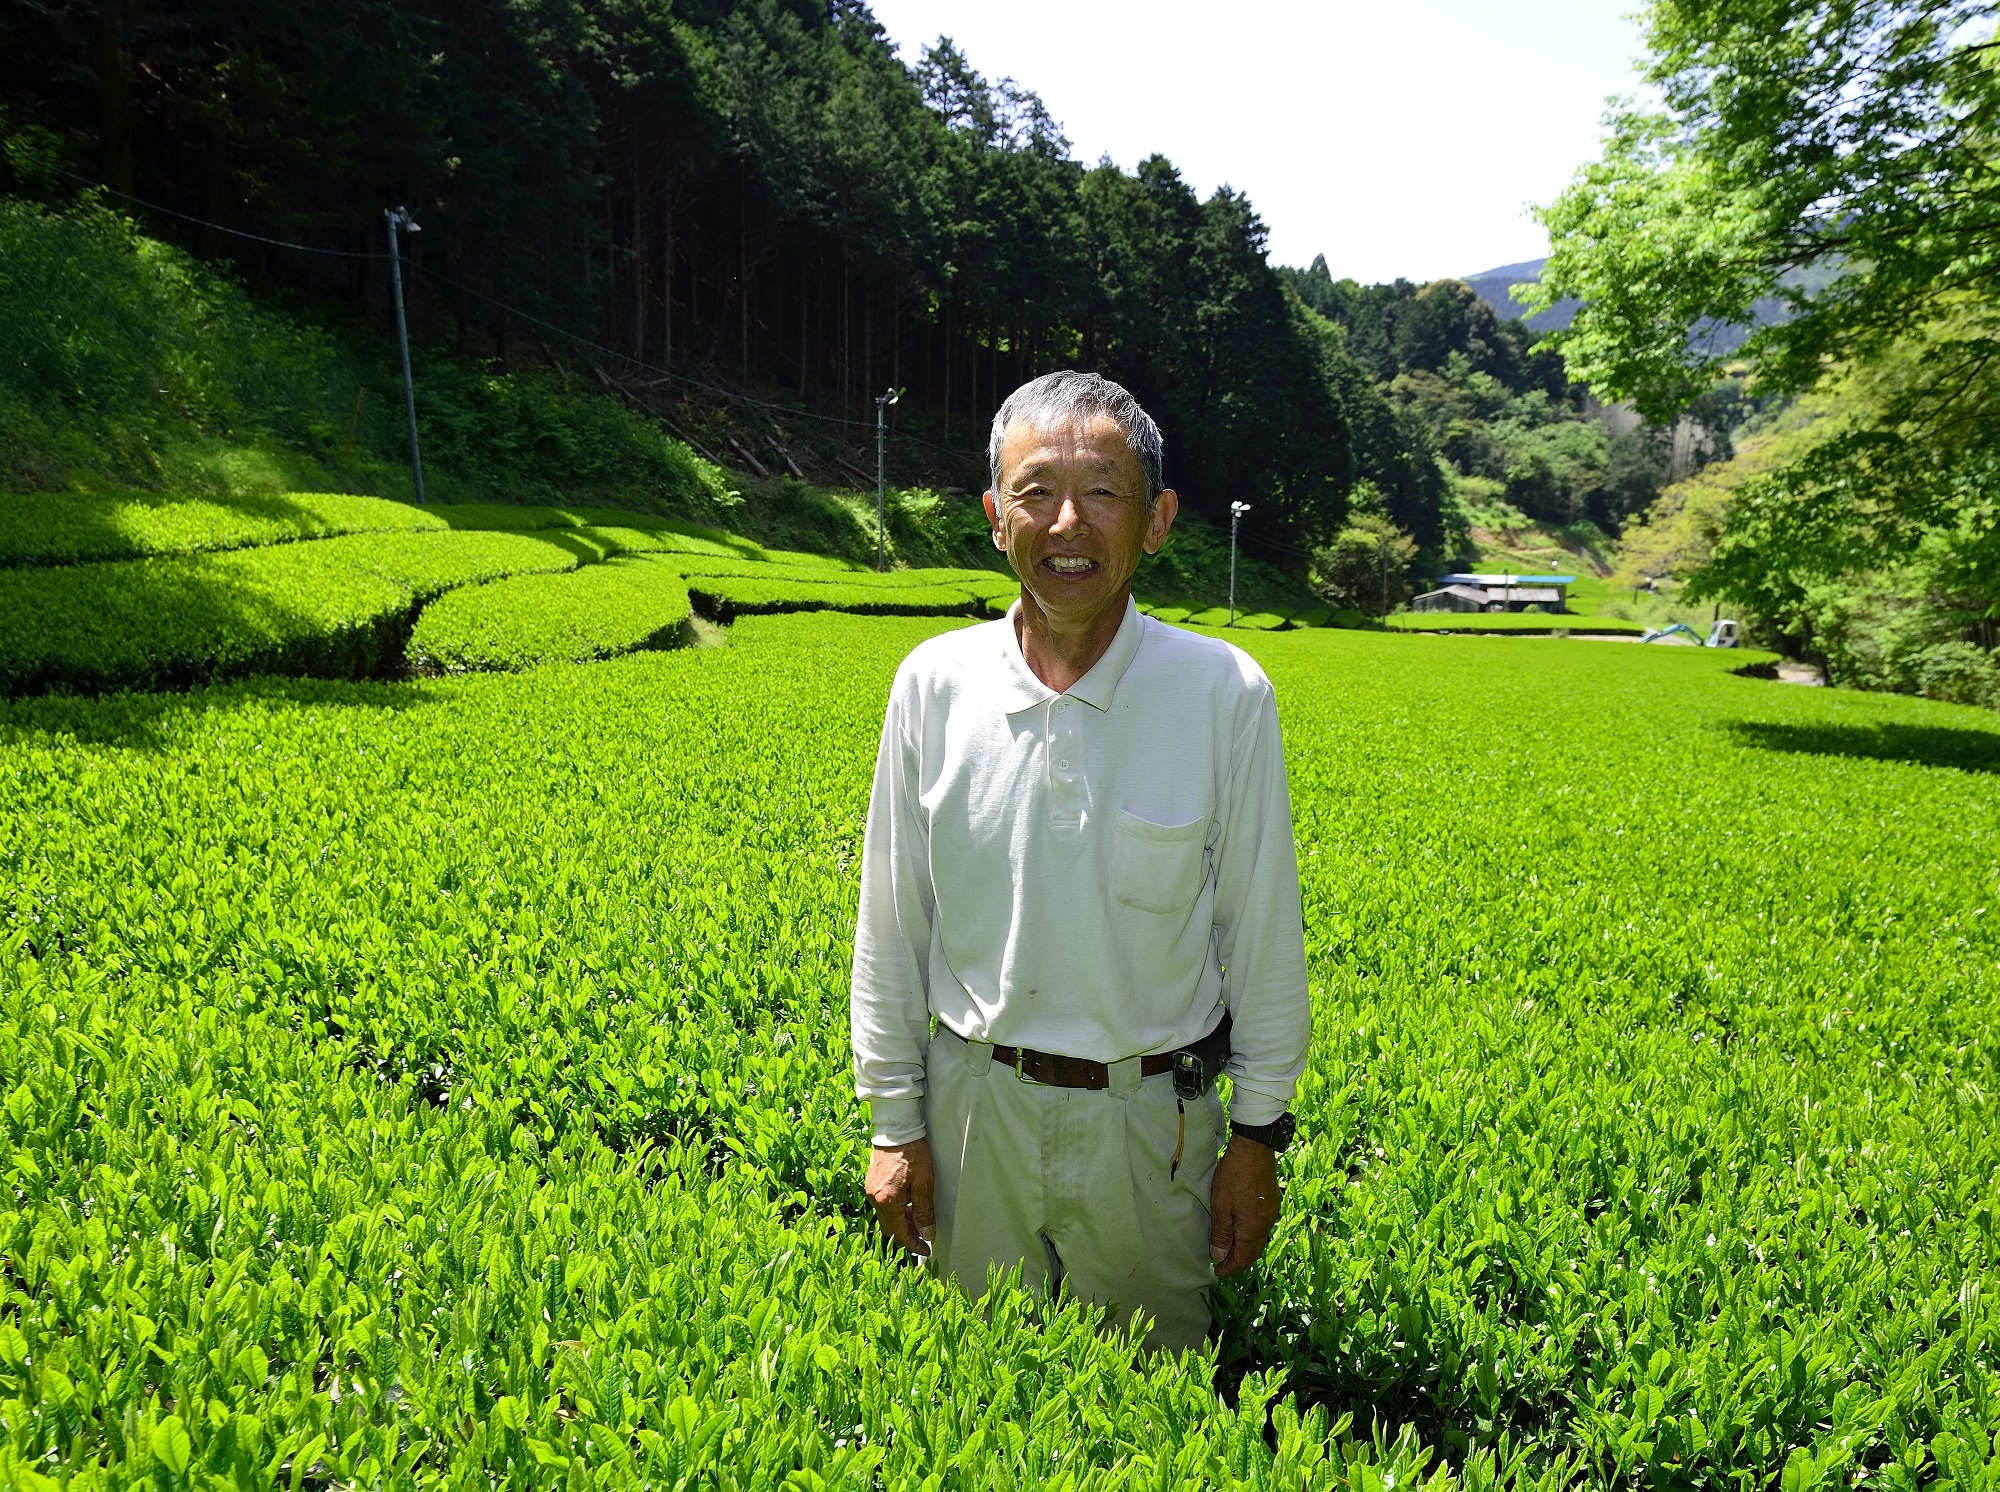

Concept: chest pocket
[[1110, 809, 1209, 915]]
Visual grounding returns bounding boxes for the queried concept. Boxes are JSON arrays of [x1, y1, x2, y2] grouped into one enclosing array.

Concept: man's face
[[983, 415, 1178, 626]]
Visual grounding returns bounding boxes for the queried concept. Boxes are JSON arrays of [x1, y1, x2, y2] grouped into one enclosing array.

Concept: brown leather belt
[[989, 1043, 1176, 1089]]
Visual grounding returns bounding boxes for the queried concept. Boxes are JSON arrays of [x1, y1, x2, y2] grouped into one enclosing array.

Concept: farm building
[[1410, 573, 1575, 614]]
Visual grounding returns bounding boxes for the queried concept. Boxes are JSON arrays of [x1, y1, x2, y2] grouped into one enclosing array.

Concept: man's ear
[[982, 490, 1006, 550], [1143, 488, 1180, 555]]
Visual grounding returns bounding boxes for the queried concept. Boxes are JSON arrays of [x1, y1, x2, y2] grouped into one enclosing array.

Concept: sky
[[865, 0, 1654, 285]]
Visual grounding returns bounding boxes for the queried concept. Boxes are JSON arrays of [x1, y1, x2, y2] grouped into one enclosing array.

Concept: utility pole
[[1228, 501, 1250, 626], [385, 207, 425, 505], [875, 387, 899, 571]]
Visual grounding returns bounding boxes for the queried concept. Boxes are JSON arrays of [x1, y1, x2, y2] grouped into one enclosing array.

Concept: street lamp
[[1228, 501, 1251, 626], [875, 387, 900, 572], [384, 207, 425, 505]]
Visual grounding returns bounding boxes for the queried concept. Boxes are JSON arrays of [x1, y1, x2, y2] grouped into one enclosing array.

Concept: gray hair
[[987, 371, 1165, 504]]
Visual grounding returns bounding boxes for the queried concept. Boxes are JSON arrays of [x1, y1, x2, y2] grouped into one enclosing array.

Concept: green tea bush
[[1385, 613, 1649, 636], [0, 486, 1023, 692], [667, 550, 870, 578], [0, 617, 1991, 1487], [670, 555, 1004, 585], [0, 895, 1355, 1491], [409, 556, 693, 673], [569, 525, 769, 561], [1180, 609, 1293, 631], [685, 570, 1015, 623], [0, 617, 1459, 1490], [0, 529, 578, 693], [0, 491, 441, 567]]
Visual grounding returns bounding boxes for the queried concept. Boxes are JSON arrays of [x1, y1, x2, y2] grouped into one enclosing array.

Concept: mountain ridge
[[1461, 257, 1578, 333]]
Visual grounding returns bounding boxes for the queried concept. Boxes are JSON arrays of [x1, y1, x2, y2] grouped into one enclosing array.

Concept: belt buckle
[[1015, 1046, 1033, 1084]]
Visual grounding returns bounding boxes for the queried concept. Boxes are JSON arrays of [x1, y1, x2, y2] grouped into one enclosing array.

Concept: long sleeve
[[849, 667, 936, 1146], [1208, 679, 1312, 1126]]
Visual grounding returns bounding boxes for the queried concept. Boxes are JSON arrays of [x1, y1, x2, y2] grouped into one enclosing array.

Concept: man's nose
[[1050, 496, 1088, 535]]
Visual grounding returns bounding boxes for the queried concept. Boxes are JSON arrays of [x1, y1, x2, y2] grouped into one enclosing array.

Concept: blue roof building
[[1412, 573, 1575, 615]]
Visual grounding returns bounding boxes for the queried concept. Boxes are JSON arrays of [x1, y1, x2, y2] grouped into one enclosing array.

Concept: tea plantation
[[1, 500, 1997, 1489]]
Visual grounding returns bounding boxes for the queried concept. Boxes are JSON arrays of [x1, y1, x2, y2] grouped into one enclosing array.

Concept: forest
[[1, 0, 1486, 562]]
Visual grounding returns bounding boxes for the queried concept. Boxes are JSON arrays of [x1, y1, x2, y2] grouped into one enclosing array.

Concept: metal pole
[[1228, 501, 1250, 626], [875, 387, 898, 572], [385, 207, 425, 505]]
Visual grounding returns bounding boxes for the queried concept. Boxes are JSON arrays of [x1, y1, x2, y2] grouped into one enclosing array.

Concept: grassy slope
[[2, 197, 1317, 624], [3, 618, 1993, 1486]]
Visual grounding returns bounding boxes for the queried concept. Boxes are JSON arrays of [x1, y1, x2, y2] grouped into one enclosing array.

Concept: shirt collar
[[993, 596, 1145, 715]]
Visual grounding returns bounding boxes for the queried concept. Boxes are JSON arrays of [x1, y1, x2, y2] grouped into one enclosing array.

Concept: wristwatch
[[1230, 1112, 1298, 1153]]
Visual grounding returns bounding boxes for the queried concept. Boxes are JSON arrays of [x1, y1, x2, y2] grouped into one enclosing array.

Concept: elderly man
[[849, 370, 1310, 1352]]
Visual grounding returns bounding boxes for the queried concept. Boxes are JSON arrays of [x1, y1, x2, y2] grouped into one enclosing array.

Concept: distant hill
[[1462, 259, 1579, 333], [1463, 257, 1802, 352]]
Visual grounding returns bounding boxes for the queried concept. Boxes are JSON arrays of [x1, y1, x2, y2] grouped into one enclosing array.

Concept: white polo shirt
[[850, 597, 1311, 1147]]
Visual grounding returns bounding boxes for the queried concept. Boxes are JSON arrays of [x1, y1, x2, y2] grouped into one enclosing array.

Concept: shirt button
[[1058, 760, 1069, 770]]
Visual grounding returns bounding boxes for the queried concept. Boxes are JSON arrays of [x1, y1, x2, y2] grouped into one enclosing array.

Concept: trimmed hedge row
[[667, 553, 944, 581], [0, 490, 443, 567], [1177, 606, 1293, 631], [1385, 612, 1649, 636], [409, 555, 693, 673], [570, 525, 773, 562], [687, 574, 1011, 624], [443, 508, 764, 561], [0, 529, 579, 694], [0, 493, 766, 571]]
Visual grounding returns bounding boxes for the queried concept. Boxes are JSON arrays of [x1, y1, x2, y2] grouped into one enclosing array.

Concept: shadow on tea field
[[1726, 718, 2000, 775], [0, 672, 448, 752]]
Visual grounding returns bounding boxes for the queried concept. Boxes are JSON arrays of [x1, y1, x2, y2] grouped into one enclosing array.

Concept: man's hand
[[865, 1139, 936, 1256], [1208, 1133, 1281, 1277]]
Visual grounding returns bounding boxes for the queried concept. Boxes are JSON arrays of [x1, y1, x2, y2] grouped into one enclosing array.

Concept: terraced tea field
[[0, 494, 1015, 693], [1, 521, 1997, 1486]]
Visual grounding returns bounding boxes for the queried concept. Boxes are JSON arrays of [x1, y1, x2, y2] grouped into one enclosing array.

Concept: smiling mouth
[[1043, 555, 1098, 575]]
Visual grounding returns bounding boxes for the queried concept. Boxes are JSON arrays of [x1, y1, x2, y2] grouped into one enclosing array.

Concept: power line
[[46, 164, 980, 467], [413, 261, 981, 465], [1232, 528, 1312, 564], [43, 164, 392, 258], [42, 164, 1321, 547]]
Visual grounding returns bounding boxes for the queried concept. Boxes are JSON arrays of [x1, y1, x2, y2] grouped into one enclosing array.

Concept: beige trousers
[[922, 1024, 1225, 1353]]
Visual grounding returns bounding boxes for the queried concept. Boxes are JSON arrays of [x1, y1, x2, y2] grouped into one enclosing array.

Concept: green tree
[[1539, 0, 2000, 668], [1309, 505, 1418, 617], [1534, 0, 2000, 419]]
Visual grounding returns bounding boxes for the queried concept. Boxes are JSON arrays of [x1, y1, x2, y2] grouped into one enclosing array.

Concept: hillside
[[0, 5, 1450, 560], [0, 196, 1316, 642], [1462, 258, 1579, 333], [1464, 258, 1810, 359]]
